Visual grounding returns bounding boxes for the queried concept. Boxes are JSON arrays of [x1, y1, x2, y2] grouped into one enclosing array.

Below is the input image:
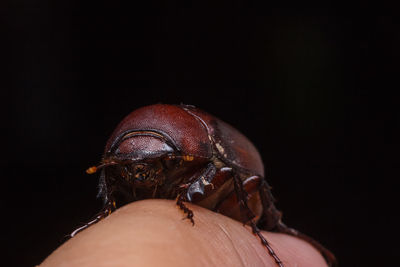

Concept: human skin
[[40, 199, 327, 267]]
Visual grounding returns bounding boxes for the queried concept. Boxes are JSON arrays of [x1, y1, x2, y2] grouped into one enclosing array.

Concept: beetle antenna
[[86, 161, 119, 174]]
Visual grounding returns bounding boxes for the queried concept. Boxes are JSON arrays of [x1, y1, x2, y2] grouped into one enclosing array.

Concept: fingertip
[[41, 200, 327, 267]]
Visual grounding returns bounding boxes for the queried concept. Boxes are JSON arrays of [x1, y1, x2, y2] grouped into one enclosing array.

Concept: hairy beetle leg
[[176, 194, 195, 225]]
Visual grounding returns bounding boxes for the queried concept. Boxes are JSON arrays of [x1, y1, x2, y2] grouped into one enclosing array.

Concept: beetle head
[[87, 130, 180, 187]]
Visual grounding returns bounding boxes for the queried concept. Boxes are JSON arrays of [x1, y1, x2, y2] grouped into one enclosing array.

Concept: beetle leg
[[257, 179, 283, 231], [175, 164, 214, 224], [232, 174, 284, 267], [97, 169, 108, 203], [70, 199, 115, 237], [231, 173, 256, 224], [176, 193, 195, 225], [257, 179, 337, 266], [249, 222, 284, 267], [71, 170, 117, 237], [151, 183, 158, 198], [186, 163, 217, 201]]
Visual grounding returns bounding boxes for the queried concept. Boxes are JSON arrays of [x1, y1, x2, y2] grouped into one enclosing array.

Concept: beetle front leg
[[71, 170, 117, 237], [70, 199, 116, 237], [175, 163, 217, 225], [185, 163, 217, 201], [176, 193, 195, 225]]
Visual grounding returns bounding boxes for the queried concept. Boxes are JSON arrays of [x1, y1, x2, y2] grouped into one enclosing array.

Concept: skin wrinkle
[[192, 203, 264, 267], [183, 203, 277, 267], [192, 210, 238, 267], [217, 223, 246, 267], [246, 228, 273, 266]]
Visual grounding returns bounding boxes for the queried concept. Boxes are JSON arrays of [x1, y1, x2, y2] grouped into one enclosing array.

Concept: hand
[[40, 199, 327, 267]]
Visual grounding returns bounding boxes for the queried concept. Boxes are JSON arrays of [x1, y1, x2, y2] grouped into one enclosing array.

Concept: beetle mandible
[[72, 104, 337, 267]]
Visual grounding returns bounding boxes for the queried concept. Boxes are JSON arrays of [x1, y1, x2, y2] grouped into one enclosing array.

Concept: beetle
[[72, 104, 337, 267]]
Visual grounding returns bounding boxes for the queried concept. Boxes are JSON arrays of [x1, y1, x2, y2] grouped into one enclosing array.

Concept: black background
[[2, 3, 399, 267]]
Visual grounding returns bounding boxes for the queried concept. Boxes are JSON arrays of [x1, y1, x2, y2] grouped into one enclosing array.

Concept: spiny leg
[[70, 199, 116, 237], [176, 193, 195, 225], [175, 163, 217, 225], [232, 173, 284, 267]]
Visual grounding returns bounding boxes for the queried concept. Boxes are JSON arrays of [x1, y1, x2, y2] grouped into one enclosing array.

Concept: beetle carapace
[[73, 104, 337, 267]]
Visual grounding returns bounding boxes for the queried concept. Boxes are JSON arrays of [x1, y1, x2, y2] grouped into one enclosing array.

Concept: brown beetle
[[73, 104, 337, 267]]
